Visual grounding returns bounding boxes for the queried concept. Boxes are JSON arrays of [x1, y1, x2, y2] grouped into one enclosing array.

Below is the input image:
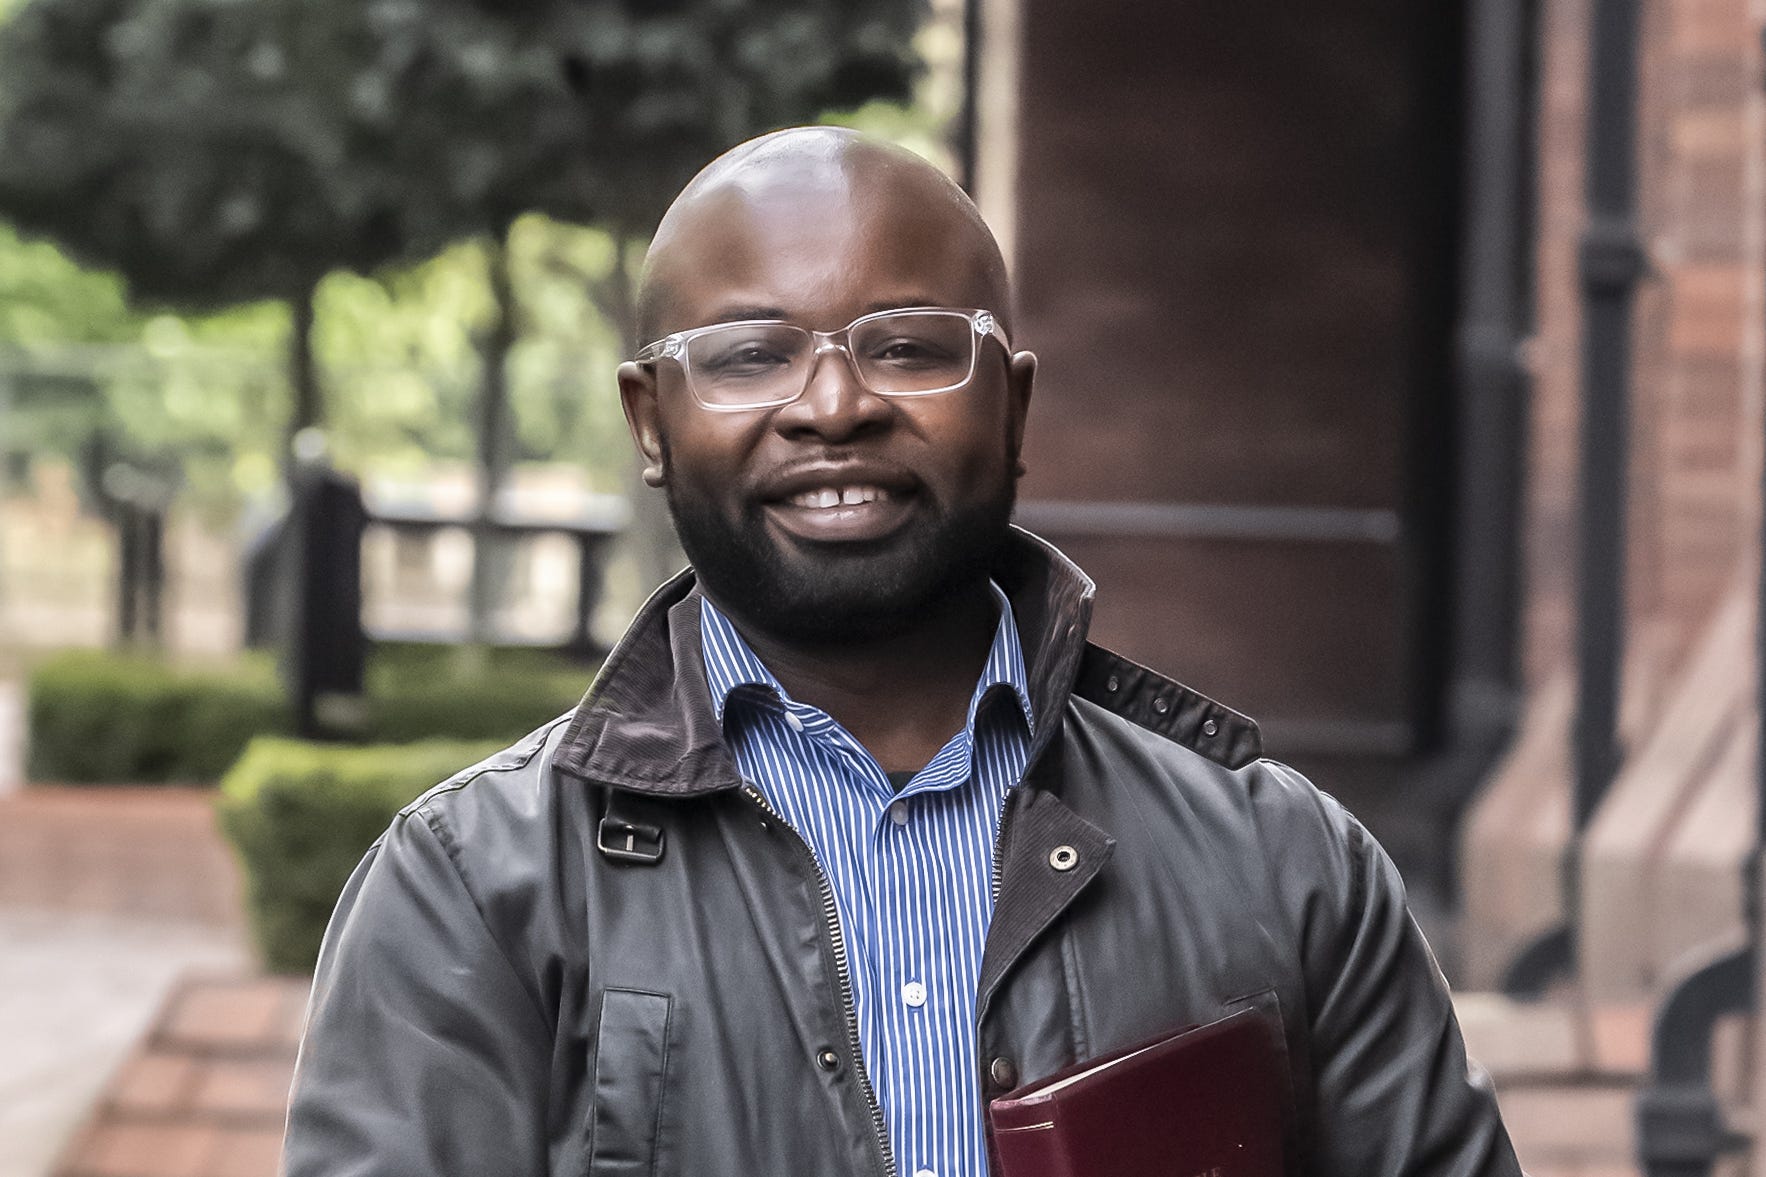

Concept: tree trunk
[[284, 279, 322, 482], [467, 231, 518, 652]]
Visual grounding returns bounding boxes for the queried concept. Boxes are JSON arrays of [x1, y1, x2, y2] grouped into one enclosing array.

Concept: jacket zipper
[[742, 785, 898, 1177], [990, 788, 1019, 905]]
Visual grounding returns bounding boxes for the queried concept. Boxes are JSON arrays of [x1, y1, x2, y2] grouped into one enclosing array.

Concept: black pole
[[1571, 0, 1645, 834], [116, 501, 140, 645], [1454, 0, 1530, 710], [956, 0, 983, 195], [1515, 0, 1648, 1001]]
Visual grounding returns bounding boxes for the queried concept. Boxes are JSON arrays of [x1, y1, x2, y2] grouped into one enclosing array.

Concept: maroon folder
[[988, 1009, 1288, 1177]]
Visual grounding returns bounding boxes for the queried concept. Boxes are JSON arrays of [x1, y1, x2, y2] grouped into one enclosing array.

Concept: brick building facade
[[972, 0, 1766, 999]]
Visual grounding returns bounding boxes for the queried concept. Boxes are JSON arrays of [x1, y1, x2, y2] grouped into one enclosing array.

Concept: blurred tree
[[0, 0, 930, 607]]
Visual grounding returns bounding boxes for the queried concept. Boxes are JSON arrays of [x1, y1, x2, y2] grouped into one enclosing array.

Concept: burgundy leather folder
[[988, 1009, 1288, 1177]]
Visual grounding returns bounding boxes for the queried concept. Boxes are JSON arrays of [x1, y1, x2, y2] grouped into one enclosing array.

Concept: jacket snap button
[[815, 1048, 842, 1072], [990, 1057, 1019, 1089], [1152, 696, 1170, 714], [1048, 845, 1078, 872], [1203, 718, 1219, 737], [1105, 675, 1120, 692]]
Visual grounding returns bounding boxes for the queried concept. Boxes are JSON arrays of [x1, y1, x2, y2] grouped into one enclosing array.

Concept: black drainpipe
[[1455, 0, 1531, 725], [1571, 0, 1646, 843], [1502, 0, 1646, 997], [1495, 0, 1650, 1000]]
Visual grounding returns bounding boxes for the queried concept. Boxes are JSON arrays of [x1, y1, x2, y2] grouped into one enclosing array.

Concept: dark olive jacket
[[283, 529, 1523, 1177]]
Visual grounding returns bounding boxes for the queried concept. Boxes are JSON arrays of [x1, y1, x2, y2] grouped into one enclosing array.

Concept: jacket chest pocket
[[587, 988, 673, 1177]]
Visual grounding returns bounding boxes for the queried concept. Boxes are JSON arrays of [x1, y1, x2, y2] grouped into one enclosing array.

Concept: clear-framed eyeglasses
[[633, 306, 1010, 412]]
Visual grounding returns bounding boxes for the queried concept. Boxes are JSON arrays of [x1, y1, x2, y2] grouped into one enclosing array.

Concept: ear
[[1006, 349, 1036, 477], [618, 361, 668, 488]]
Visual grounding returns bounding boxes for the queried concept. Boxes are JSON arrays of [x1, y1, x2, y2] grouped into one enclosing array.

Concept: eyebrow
[[705, 305, 788, 325]]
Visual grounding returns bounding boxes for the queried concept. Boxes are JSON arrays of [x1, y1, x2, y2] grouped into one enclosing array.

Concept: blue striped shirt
[[700, 588, 1034, 1177]]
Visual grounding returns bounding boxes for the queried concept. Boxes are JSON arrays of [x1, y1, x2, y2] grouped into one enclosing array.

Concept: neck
[[712, 581, 1000, 775]]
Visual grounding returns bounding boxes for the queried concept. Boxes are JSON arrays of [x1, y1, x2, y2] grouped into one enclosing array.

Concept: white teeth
[[788, 485, 889, 509]]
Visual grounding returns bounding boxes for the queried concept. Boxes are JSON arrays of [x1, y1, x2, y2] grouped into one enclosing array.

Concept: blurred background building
[[0, 0, 1763, 1172]]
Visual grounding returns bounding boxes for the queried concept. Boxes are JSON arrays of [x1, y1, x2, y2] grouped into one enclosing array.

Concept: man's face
[[620, 179, 1035, 643]]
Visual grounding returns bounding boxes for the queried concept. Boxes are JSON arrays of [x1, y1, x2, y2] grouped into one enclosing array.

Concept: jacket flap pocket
[[588, 988, 672, 1177]]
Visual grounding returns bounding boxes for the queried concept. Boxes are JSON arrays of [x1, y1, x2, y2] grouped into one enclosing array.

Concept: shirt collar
[[699, 583, 1036, 737]]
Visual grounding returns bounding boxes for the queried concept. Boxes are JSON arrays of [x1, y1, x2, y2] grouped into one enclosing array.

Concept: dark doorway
[[1006, 0, 1535, 924]]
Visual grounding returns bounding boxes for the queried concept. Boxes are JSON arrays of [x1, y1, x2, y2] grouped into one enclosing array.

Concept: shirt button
[[783, 711, 804, 732], [901, 981, 927, 1008], [914, 1170, 938, 1177], [890, 801, 910, 825]]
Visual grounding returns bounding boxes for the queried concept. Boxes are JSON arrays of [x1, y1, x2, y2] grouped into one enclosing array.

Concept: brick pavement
[[0, 775, 251, 1177], [50, 976, 306, 1177], [0, 914, 247, 1177], [0, 789, 243, 928]]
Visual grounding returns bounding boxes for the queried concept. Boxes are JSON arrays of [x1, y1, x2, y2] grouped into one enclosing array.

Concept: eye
[[867, 336, 956, 368], [697, 340, 795, 378]]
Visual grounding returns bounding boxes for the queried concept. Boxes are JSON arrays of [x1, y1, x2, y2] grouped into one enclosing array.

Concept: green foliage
[[0, 215, 639, 508], [363, 642, 589, 744], [218, 736, 503, 972], [25, 644, 589, 784], [26, 651, 288, 784], [0, 0, 928, 307], [312, 215, 635, 481], [0, 0, 940, 517]]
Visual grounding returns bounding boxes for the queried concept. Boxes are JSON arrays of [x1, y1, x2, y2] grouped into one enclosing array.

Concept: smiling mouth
[[764, 482, 916, 544], [784, 485, 898, 510]]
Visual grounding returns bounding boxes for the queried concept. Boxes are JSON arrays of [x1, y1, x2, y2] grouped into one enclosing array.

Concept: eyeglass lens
[[686, 311, 977, 407]]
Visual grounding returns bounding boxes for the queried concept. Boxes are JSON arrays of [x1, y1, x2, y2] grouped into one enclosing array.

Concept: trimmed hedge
[[26, 646, 590, 785], [218, 737, 503, 973], [27, 652, 287, 784], [363, 645, 592, 745]]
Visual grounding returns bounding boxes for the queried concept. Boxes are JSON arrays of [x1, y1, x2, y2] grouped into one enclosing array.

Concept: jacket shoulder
[[1073, 642, 1262, 769], [1062, 655, 1360, 868], [394, 713, 578, 848]]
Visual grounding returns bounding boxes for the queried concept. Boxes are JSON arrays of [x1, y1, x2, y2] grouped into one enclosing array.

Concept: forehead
[[650, 173, 1000, 332]]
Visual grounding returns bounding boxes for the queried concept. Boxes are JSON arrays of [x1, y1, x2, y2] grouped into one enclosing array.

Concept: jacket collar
[[552, 525, 1261, 796]]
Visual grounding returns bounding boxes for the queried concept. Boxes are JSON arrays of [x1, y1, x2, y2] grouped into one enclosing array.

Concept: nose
[[772, 341, 893, 443]]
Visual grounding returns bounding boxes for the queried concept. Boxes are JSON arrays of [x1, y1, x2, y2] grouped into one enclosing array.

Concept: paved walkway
[[51, 974, 306, 1177], [0, 913, 247, 1177], [0, 779, 250, 1177]]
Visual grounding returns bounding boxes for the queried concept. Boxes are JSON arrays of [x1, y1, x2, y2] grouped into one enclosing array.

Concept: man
[[285, 127, 1522, 1176]]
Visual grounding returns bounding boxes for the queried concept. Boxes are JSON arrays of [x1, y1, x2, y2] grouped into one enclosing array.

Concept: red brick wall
[[1523, 0, 1763, 703]]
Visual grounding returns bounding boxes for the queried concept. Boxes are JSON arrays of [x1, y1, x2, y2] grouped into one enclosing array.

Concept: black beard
[[667, 481, 1015, 645]]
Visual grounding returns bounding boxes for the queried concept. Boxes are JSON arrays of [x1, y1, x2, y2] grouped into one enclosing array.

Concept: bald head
[[635, 127, 1012, 344]]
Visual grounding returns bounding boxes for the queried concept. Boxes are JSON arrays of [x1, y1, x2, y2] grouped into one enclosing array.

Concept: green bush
[[364, 646, 589, 744], [25, 645, 590, 785], [218, 736, 503, 973], [26, 652, 287, 784]]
